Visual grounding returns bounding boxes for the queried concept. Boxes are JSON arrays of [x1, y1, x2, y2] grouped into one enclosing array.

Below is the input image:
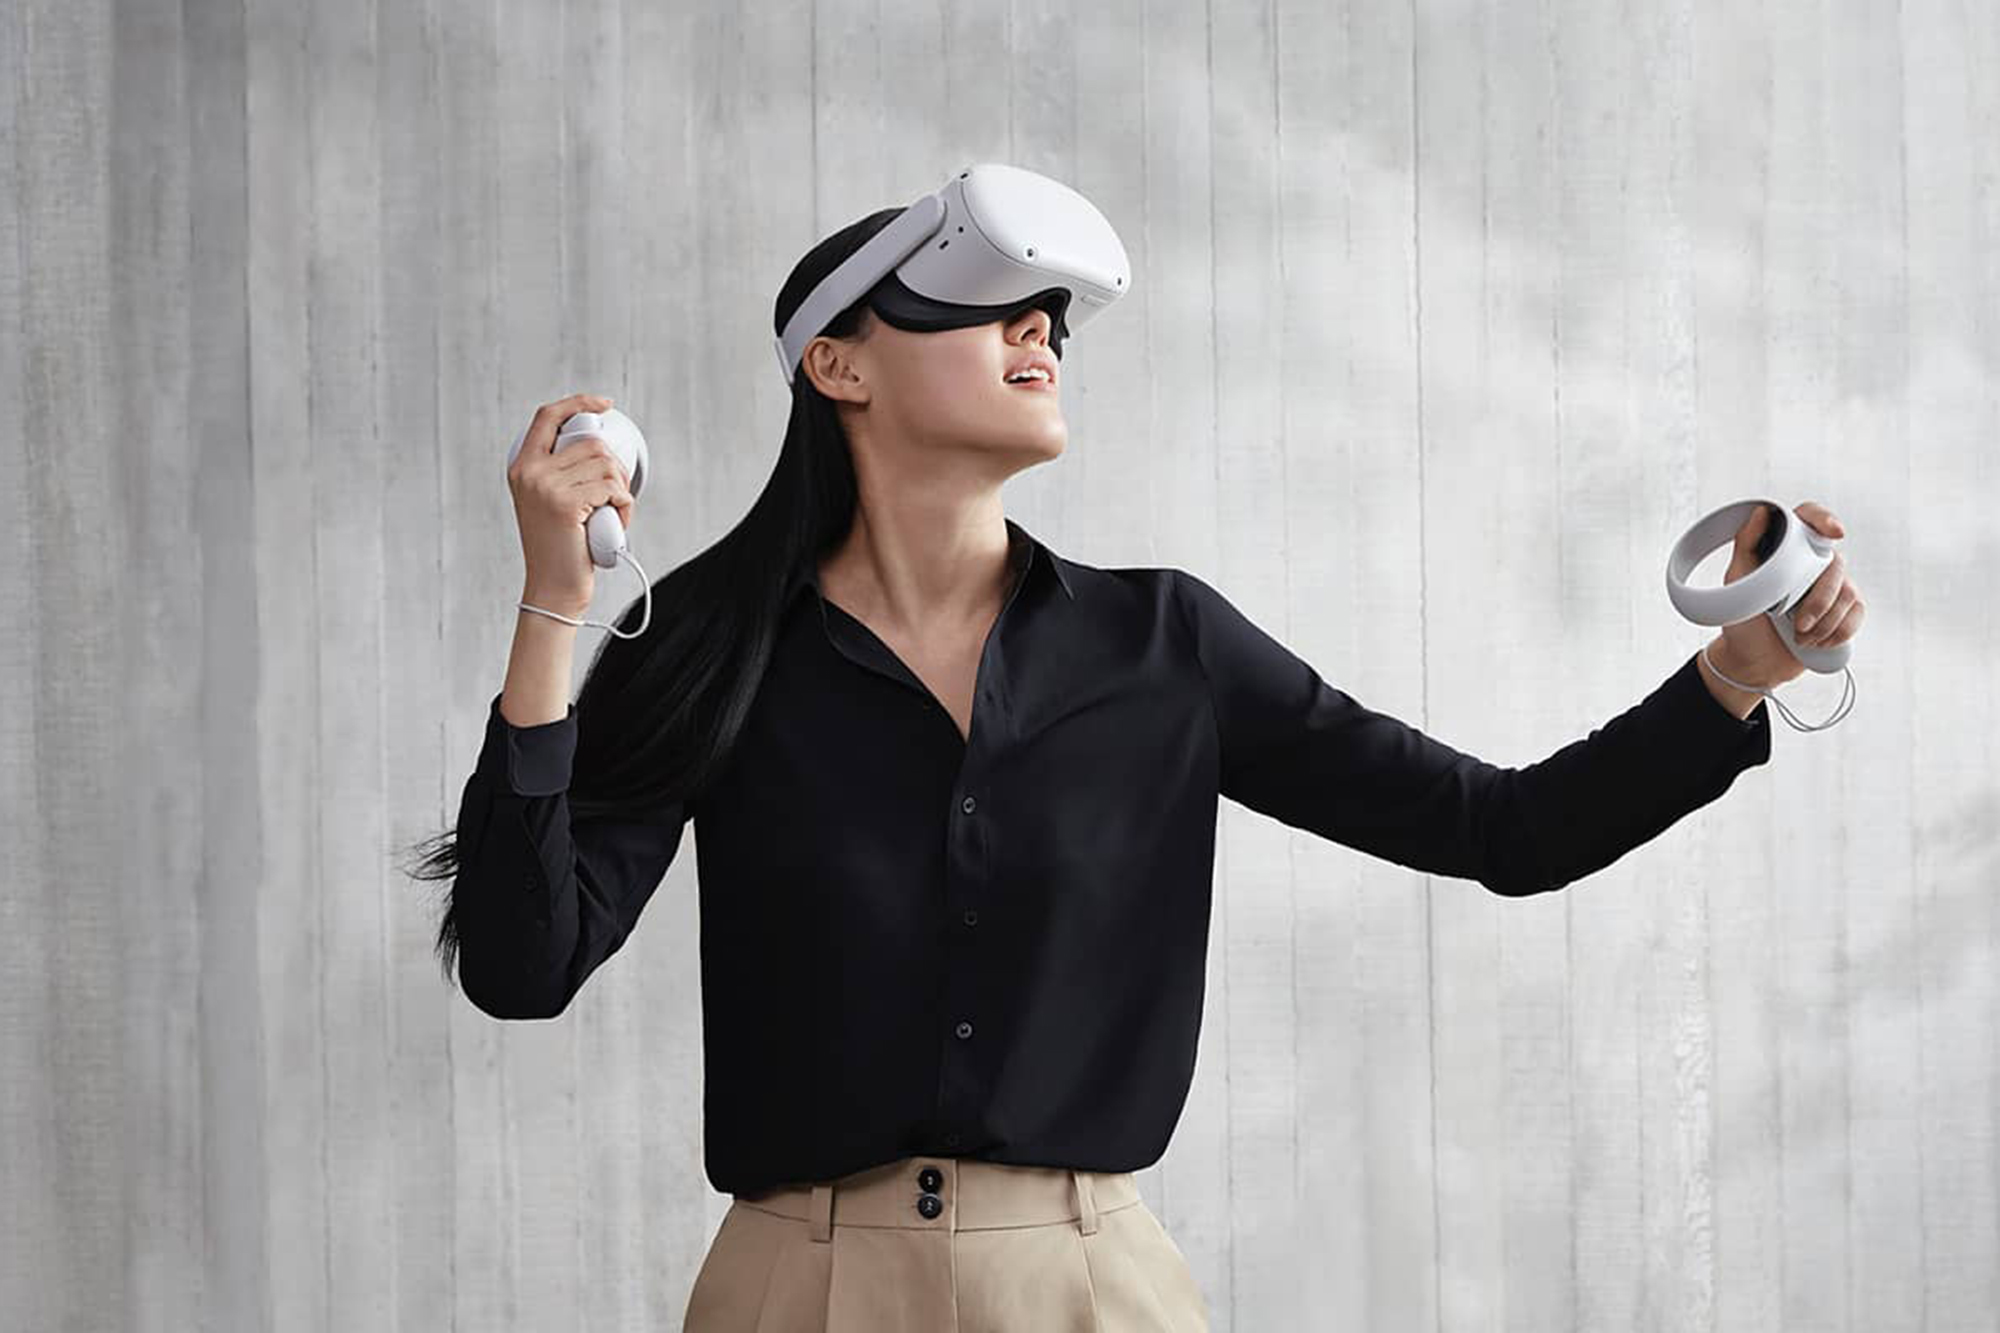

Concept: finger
[[1728, 508, 1776, 575], [1797, 501, 1846, 538], [550, 441, 608, 473], [1797, 581, 1855, 640], [561, 475, 624, 525], [1831, 599, 1866, 645], [525, 393, 616, 460], [1802, 595, 1861, 647], [1737, 503, 1774, 545], [551, 444, 629, 487], [590, 466, 634, 520], [1794, 553, 1846, 623], [1814, 550, 1846, 591], [1794, 580, 1840, 634], [538, 391, 613, 430]]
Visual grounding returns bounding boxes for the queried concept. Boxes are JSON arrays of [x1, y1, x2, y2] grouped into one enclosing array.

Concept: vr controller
[[507, 407, 652, 640], [1666, 498, 1856, 730]]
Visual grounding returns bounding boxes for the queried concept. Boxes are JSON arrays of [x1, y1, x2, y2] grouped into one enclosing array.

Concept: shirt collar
[[786, 515, 1075, 606]]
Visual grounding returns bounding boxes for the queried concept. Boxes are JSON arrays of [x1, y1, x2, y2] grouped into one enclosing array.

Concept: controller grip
[[586, 504, 626, 570], [1767, 604, 1853, 673], [549, 409, 642, 571]]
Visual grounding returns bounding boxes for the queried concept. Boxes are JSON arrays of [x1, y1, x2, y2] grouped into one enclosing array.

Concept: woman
[[405, 192, 1824, 1329], [406, 201, 1221, 1329]]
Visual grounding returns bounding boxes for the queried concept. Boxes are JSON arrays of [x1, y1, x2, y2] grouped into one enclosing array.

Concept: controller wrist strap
[[1699, 639, 1856, 733], [516, 547, 653, 641]]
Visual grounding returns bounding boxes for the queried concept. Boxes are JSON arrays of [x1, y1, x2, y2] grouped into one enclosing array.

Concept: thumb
[[1724, 502, 1780, 583], [1734, 502, 1776, 550]]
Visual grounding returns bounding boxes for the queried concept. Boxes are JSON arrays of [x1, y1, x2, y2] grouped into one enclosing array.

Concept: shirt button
[[918, 1166, 943, 1192], [961, 795, 977, 814], [955, 1020, 973, 1039], [943, 1131, 962, 1148], [916, 1193, 943, 1219], [963, 908, 978, 926]]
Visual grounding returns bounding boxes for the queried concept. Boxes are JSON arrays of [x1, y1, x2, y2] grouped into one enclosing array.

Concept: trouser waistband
[[733, 1155, 1140, 1242]]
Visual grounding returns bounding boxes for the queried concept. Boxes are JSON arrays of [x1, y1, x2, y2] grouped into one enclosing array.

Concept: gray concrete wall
[[3, 0, 1993, 1328]]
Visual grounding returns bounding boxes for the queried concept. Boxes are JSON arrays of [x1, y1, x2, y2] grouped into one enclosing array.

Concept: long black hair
[[398, 205, 906, 987]]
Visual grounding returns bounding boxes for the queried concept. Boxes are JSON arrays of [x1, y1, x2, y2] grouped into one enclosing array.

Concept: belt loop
[[1073, 1169, 1099, 1236], [810, 1182, 833, 1243]]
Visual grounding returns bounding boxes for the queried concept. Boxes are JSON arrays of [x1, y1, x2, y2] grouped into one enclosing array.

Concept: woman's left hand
[[1716, 500, 1866, 687]]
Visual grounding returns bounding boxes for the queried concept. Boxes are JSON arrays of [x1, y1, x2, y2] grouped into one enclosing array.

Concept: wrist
[[1696, 639, 1768, 721], [520, 583, 591, 620]]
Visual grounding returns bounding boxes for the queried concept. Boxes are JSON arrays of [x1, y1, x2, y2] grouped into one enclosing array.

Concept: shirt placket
[[810, 553, 1033, 1154]]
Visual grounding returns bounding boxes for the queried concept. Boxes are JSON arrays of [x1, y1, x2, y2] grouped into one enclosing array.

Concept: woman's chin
[[1020, 418, 1067, 457], [955, 407, 1066, 461], [985, 427, 1065, 473]]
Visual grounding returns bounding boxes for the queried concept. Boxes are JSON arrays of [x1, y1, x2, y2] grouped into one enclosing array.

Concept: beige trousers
[[682, 1154, 1212, 1331]]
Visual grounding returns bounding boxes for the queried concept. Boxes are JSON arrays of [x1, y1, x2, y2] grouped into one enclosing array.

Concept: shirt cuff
[[476, 691, 579, 796], [1672, 651, 1774, 761]]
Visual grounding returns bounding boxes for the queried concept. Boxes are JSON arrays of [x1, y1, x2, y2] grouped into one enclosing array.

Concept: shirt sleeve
[[449, 690, 690, 1017], [1169, 567, 1772, 896]]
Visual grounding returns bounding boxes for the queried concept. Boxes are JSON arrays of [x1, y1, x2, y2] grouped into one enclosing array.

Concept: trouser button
[[916, 1192, 943, 1219], [917, 1166, 943, 1193]]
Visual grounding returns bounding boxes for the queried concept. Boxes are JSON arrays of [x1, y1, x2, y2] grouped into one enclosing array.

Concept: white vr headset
[[774, 162, 1132, 387]]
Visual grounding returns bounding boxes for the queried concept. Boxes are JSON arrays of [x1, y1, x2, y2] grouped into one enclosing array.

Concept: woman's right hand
[[507, 392, 635, 616]]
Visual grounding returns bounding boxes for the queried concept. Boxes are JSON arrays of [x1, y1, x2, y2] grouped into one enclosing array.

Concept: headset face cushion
[[866, 272, 1070, 358]]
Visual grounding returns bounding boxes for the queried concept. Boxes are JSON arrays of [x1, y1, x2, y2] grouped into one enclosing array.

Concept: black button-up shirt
[[449, 516, 1771, 1197]]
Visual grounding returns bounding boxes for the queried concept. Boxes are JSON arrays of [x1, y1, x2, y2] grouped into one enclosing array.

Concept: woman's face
[[806, 304, 1068, 468]]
